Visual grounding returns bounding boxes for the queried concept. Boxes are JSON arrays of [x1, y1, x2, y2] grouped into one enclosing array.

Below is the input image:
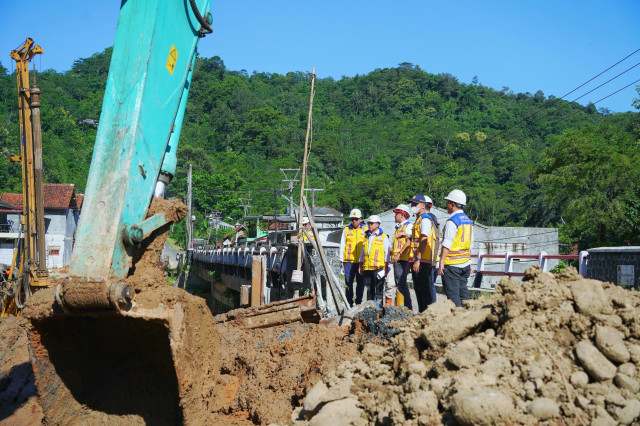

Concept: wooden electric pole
[[296, 68, 316, 271]]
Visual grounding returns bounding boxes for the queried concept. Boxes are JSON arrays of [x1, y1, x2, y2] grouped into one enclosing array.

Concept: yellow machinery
[[0, 38, 50, 317]]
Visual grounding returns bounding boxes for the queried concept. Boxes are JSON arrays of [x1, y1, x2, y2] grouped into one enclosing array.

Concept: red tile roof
[[0, 184, 80, 210], [0, 193, 22, 209], [75, 194, 84, 209]]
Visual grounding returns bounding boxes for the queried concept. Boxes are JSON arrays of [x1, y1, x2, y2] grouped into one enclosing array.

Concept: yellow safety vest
[[362, 232, 387, 271], [392, 221, 411, 261], [444, 213, 473, 266], [343, 224, 368, 263], [411, 213, 437, 264], [303, 229, 315, 242]]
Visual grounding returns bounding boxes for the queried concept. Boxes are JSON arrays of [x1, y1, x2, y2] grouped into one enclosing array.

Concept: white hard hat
[[349, 208, 362, 219], [302, 217, 310, 225], [445, 189, 467, 206], [392, 204, 411, 215], [367, 215, 382, 224]]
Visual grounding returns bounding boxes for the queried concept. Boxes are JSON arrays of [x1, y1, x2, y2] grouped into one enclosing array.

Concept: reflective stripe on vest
[[392, 221, 411, 261], [343, 224, 368, 263], [363, 232, 387, 270], [444, 213, 473, 266]]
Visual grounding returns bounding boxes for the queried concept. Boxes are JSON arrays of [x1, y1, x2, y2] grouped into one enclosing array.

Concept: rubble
[[292, 266, 640, 425]]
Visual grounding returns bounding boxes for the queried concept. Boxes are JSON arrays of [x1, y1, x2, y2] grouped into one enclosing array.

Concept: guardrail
[[192, 245, 290, 279], [472, 250, 589, 288], [194, 246, 590, 291]]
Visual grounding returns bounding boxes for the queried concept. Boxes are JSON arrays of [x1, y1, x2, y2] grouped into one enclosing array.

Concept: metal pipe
[[30, 81, 47, 273]]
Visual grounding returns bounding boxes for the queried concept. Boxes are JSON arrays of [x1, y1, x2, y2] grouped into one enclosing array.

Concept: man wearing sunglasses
[[339, 209, 368, 306], [438, 189, 473, 307]]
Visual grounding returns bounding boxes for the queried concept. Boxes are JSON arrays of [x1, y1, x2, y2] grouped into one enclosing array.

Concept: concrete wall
[[0, 242, 14, 265], [0, 209, 78, 269], [44, 209, 68, 269], [0, 213, 21, 267]]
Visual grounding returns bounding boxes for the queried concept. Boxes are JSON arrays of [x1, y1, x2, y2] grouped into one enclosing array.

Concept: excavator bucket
[[23, 285, 219, 424]]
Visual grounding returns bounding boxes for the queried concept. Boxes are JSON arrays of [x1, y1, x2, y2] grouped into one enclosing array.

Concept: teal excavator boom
[[22, 1, 221, 424], [71, 0, 208, 283]]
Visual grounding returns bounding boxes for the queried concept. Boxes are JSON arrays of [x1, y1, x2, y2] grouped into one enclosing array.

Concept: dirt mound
[[0, 316, 43, 425], [215, 321, 360, 424], [127, 197, 188, 291], [293, 266, 640, 425]]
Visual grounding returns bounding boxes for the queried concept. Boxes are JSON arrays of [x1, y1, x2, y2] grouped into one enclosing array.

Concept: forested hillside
[[0, 49, 638, 249]]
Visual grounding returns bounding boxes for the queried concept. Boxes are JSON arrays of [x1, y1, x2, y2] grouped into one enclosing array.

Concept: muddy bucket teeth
[[23, 285, 219, 425]]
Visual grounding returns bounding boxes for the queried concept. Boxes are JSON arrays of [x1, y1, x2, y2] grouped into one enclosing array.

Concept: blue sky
[[1, 0, 639, 112]]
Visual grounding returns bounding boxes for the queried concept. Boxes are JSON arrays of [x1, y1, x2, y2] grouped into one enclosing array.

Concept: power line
[[535, 77, 640, 130], [479, 48, 640, 147], [570, 61, 640, 103], [591, 77, 640, 105], [560, 48, 640, 99]]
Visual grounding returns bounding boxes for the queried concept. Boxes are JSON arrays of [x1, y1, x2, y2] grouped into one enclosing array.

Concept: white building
[[0, 184, 83, 269]]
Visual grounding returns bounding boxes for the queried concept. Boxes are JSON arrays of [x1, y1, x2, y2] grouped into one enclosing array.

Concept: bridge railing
[[192, 245, 290, 278], [471, 250, 589, 287]]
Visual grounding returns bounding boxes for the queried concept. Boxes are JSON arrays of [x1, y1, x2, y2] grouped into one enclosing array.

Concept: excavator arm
[[71, 0, 208, 286], [22, 1, 222, 424]]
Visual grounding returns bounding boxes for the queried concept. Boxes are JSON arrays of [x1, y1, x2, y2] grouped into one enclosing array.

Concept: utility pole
[[207, 210, 222, 245], [273, 185, 280, 244], [238, 198, 252, 217], [296, 68, 316, 271], [304, 188, 324, 209], [279, 168, 300, 218], [186, 163, 193, 250]]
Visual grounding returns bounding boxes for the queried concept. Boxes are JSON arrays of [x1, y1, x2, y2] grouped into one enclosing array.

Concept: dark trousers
[[443, 264, 471, 307], [362, 268, 385, 303], [394, 261, 412, 310], [430, 267, 438, 303], [412, 262, 435, 312], [344, 262, 364, 306]]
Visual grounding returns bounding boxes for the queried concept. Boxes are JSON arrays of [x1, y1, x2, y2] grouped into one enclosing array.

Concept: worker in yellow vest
[[301, 217, 315, 242], [438, 189, 473, 307], [390, 204, 412, 309], [408, 194, 439, 312], [339, 208, 368, 306], [358, 215, 390, 304]]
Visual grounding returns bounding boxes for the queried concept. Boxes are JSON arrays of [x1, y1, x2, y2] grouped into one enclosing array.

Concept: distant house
[[245, 206, 345, 246], [0, 184, 83, 269]]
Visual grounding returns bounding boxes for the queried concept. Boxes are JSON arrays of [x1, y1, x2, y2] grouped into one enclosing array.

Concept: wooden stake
[[301, 196, 348, 314], [296, 68, 316, 271]]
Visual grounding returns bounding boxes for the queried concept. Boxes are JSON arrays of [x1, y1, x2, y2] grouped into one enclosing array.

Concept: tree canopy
[[0, 51, 638, 249]]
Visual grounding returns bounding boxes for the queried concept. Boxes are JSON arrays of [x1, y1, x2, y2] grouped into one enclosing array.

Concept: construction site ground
[[2, 265, 640, 424]]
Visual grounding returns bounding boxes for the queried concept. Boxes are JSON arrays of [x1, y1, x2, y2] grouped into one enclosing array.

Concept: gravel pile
[[291, 266, 640, 425]]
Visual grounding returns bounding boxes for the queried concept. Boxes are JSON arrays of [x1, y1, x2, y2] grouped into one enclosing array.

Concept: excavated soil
[[214, 321, 361, 424], [0, 316, 43, 425], [293, 266, 640, 425], [2, 197, 364, 425], [14, 197, 221, 425], [23, 285, 220, 425], [128, 197, 188, 291], [1, 313, 362, 425]]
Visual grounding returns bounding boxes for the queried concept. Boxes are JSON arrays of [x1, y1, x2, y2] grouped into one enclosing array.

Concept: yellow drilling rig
[[1, 38, 50, 317]]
